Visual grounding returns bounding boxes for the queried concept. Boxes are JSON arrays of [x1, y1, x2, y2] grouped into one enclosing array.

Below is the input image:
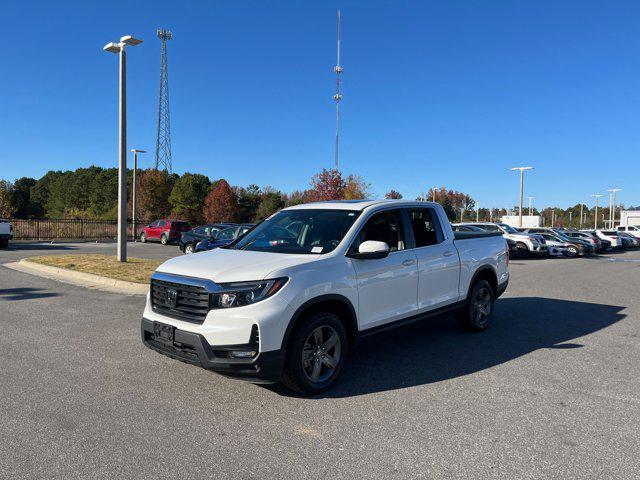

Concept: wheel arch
[[466, 266, 498, 300], [281, 295, 358, 353]]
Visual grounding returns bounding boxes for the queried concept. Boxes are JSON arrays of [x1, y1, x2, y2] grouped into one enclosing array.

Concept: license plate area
[[153, 321, 174, 345]]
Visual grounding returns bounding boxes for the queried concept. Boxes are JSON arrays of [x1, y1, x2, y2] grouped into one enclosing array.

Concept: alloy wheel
[[301, 325, 341, 383], [185, 244, 194, 254], [473, 287, 492, 327]]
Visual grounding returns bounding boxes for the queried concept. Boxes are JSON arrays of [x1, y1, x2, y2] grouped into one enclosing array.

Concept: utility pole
[[510, 166, 534, 228], [607, 188, 622, 229], [591, 194, 603, 230], [332, 10, 343, 169], [579, 203, 584, 228], [104, 35, 143, 262], [131, 149, 146, 241]]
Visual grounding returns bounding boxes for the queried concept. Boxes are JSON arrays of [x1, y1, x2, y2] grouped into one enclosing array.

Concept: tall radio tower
[[155, 29, 173, 173], [332, 10, 343, 169]]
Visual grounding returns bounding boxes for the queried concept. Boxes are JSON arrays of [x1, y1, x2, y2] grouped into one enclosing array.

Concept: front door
[[350, 209, 419, 330]]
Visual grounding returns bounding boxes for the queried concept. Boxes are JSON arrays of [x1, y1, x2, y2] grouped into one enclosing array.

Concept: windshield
[[498, 224, 518, 234], [230, 209, 361, 254]]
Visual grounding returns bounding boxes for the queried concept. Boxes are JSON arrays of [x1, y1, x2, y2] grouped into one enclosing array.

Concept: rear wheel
[[282, 311, 348, 395], [140, 232, 147, 243], [160, 233, 168, 246], [0, 239, 8, 249], [458, 279, 495, 332]]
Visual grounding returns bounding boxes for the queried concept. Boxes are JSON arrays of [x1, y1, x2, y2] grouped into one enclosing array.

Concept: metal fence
[[9, 219, 148, 241]]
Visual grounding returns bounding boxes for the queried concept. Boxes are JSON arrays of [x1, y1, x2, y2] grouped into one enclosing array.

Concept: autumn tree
[[343, 174, 371, 200], [385, 189, 403, 199], [138, 169, 172, 221], [203, 179, 241, 223], [307, 168, 346, 201]]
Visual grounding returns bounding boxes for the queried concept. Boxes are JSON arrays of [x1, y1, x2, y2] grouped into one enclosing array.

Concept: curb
[[4, 259, 149, 296]]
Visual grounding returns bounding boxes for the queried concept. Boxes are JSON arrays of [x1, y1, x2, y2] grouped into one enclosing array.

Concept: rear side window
[[158, 220, 166, 227], [481, 224, 501, 233], [407, 208, 444, 247]]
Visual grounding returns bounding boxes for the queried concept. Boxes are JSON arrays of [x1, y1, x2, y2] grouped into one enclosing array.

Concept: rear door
[[351, 209, 419, 330], [406, 207, 461, 311]]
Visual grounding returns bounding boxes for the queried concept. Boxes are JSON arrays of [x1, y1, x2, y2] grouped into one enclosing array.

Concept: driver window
[[355, 210, 405, 252]]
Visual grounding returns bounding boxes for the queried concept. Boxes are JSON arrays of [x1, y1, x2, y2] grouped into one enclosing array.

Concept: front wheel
[[185, 243, 195, 254], [458, 279, 495, 332], [566, 246, 578, 257], [160, 234, 168, 246], [282, 311, 348, 395], [140, 232, 147, 243]]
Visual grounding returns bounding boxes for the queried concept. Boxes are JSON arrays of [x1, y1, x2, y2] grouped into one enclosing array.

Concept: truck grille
[[151, 278, 210, 324]]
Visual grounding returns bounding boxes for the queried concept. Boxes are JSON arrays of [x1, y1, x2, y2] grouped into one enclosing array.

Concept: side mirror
[[348, 240, 390, 260]]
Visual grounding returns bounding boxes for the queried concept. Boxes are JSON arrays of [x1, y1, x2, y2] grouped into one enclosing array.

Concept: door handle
[[402, 259, 416, 266], [443, 251, 454, 257]]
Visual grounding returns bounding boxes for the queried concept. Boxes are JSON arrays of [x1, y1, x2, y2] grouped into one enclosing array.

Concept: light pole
[[591, 194, 603, 230], [432, 187, 437, 203], [460, 207, 464, 222], [131, 149, 146, 241], [607, 188, 621, 229], [526, 196, 534, 216], [104, 35, 143, 262], [476, 203, 480, 222], [579, 203, 584, 228], [510, 166, 534, 228], [551, 209, 555, 227]]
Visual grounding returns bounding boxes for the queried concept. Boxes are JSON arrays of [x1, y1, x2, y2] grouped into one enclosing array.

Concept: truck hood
[[155, 247, 321, 283]]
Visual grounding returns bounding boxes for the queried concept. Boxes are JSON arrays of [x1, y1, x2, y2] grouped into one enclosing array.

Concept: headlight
[[213, 277, 288, 308]]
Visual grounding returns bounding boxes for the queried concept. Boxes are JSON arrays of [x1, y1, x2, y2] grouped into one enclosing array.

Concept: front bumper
[[141, 318, 285, 383]]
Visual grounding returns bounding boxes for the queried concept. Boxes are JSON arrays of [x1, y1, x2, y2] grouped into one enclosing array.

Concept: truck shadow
[[0, 287, 62, 301], [273, 297, 626, 398]]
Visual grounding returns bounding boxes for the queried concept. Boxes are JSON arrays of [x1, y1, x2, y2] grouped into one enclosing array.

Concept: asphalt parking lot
[[1, 242, 639, 479]]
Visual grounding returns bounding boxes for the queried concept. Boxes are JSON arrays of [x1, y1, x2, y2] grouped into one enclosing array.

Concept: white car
[[458, 222, 548, 257], [617, 225, 640, 239], [596, 230, 624, 248], [0, 220, 12, 248], [141, 200, 509, 394]]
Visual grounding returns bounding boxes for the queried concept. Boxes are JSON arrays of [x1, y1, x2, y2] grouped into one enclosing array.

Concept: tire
[[458, 279, 495, 332], [0, 239, 8, 249], [185, 243, 195, 254], [160, 234, 168, 246], [516, 242, 530, 258], [140, 232, 147, 243], [281, 311, 348, 395], [566, 246, 578, 257]]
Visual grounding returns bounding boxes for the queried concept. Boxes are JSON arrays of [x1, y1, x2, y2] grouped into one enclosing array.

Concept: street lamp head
[[510, 166, 534, 171], [131, 149, 147, 153], [120, 35, 143, 46], [103, 42, 121, 54]]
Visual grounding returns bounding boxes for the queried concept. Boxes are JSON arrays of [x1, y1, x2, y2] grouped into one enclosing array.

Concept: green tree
[[168, 173, 211, 223], [237, 184, 262, 222], [12, 177, 40, 218], [0, 180, 17, 218], [255, 188, 285, 221], [343, 174, 371, 200]]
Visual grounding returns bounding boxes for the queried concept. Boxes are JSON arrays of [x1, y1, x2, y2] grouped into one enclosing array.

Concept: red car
[[140, 219, 191, 245]]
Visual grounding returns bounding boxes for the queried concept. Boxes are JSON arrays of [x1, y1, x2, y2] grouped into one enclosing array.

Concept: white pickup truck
[[0, 220, 12, 248], [141, 200, 509, 394]]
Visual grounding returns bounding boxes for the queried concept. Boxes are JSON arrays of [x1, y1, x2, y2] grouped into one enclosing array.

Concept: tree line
[[3, 168, 633, 226]]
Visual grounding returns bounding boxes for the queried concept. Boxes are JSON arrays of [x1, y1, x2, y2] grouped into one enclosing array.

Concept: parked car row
[[453, 223, 639, 258], [138, 218, 255, 254]]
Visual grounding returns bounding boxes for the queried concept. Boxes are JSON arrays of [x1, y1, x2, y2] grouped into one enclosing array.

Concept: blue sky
[[1, 0, 638, 208]]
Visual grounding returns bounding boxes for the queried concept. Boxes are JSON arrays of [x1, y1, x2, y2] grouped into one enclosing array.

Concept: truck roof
[[283, 199, 440, 211]]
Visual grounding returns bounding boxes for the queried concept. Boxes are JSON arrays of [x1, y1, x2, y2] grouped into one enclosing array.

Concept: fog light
[[230, 350, 256, 358]]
